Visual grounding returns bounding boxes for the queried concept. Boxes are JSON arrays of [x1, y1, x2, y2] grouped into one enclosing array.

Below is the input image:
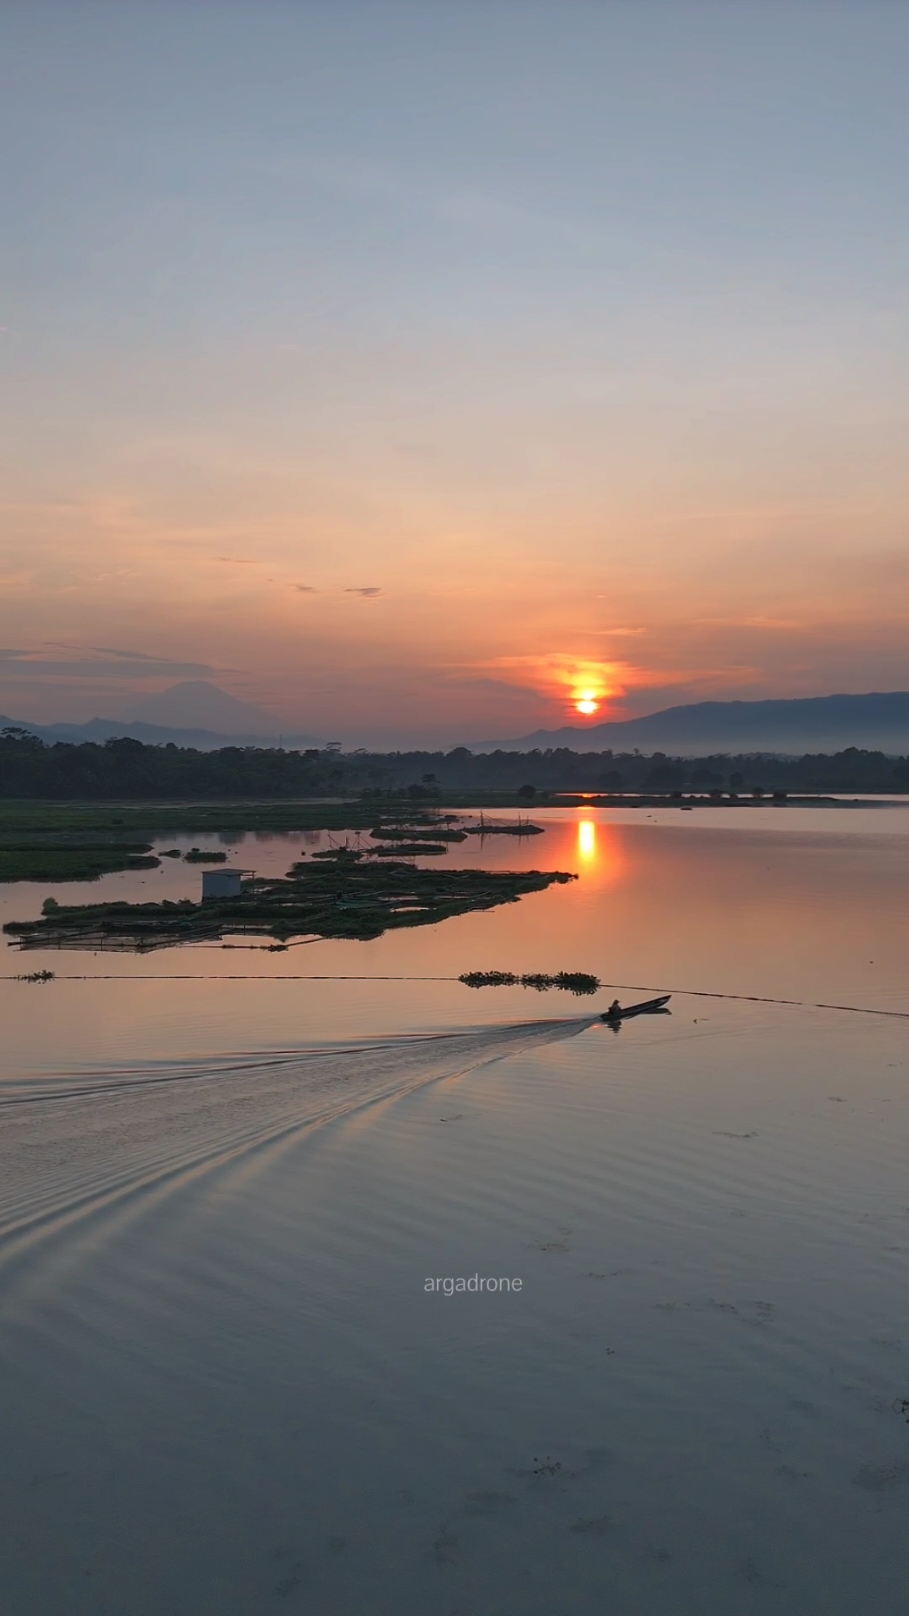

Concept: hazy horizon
[[3, 1, 909, 746], [7, 677, 909, 760]]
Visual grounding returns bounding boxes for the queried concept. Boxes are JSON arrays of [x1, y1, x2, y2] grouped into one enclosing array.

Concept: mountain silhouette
[[474, 692, 909, 756], [120, 681, 279, 734], [1, 682, 324, 750]]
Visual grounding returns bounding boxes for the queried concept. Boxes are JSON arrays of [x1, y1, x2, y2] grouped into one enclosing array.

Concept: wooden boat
[[600, 994, 671, 1022]]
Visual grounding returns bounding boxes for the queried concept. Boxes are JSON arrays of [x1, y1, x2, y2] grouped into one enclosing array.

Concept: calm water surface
[[1, 809, 908, 1612]]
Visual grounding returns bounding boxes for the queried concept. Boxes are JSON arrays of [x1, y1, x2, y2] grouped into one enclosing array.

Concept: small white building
[[202, 868, 245, 900]]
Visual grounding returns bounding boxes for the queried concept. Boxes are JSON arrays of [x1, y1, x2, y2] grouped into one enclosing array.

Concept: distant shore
[[0, 790, 904, 841], [0, 792, 904, 884]]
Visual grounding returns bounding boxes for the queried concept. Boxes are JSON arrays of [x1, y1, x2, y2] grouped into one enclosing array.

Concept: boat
[[600, 994, 671, 1022]]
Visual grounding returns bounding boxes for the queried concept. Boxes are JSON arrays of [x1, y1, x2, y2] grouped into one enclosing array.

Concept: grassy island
[[4, 860, 577, 952], [0, 842, 161, 883]]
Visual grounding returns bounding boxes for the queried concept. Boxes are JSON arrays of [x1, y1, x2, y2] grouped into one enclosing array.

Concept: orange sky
[[2, 4, 908, 745]]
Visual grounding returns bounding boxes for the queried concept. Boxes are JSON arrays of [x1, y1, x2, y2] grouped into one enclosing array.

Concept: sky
[[2, 0, 908, 747]]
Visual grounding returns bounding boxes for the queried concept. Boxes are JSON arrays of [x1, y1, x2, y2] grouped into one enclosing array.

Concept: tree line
[[2, 727, 909, 799]]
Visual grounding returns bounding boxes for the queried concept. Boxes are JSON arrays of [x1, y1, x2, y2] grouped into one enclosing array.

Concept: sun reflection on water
[[578, 820, 597, 860], [574, 817, 624, 887]]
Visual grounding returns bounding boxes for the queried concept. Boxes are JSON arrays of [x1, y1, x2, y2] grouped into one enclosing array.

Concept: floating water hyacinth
[[459, 970, 600, 996]]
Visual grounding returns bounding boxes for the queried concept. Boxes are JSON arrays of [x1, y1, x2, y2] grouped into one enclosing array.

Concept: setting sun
[[575, 689, 600, 715]]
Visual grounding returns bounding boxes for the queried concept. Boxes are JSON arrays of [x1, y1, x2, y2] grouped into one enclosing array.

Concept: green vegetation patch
[[0, 843, 159, 883], [459, 970, 601, 996], [370, 825, 468, 842], [4, 862, 577, 952], [0, 796, 561, 839], [372, 842, 449, 856]]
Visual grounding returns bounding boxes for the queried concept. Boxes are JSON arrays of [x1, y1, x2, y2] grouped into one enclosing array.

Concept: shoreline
[[0, 790, 906, 837]]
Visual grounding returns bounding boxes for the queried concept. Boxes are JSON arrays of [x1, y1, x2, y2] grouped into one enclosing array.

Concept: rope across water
[[4, 973, 909, 1019]]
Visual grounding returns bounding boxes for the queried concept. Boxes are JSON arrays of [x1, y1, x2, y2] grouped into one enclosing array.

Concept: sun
[[575, 689, 600, 716]]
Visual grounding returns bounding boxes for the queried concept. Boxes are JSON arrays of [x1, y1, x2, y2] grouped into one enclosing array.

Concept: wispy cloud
[[692, 616, 804, 631], [48, 642, 206, 664], [0, 648, 223, 679], [345, 587, 383, 598], [293, 584, 318, 594]]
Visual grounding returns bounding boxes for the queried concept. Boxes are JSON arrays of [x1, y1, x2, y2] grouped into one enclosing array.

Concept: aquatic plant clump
[[462, 820, 545, 836], [459, 971, 521, 987], [459, 970, 601, 996], [0, 843, 160, 883], [372, 842, 449, 857], [370, 825, 468, 843], [4, 863, 578, 952]]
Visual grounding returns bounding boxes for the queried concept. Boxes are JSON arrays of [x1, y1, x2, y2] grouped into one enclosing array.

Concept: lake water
[[2, 807, 909, 1612]]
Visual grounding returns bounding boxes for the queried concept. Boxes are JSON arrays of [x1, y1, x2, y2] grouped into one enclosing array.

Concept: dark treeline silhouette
[[2, 727, 909, 799]]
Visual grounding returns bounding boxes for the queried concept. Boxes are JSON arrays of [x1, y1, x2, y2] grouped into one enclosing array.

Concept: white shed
[[201, 868, 245, 900]]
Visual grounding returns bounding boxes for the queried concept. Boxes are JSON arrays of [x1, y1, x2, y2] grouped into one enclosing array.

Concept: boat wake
[[0, 1015, 597, 1275]]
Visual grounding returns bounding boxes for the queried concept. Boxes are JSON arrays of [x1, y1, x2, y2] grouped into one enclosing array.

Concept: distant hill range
[[0, 681, 325, 752], [474, 692, 909, 757], [6, 684, 909, 759]]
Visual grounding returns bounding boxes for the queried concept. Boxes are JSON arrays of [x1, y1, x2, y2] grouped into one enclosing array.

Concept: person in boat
[[605, 999, 622, 1019]]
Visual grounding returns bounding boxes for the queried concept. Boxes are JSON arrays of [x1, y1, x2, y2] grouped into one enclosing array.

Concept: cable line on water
[[4, 974, 909, 1019]]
